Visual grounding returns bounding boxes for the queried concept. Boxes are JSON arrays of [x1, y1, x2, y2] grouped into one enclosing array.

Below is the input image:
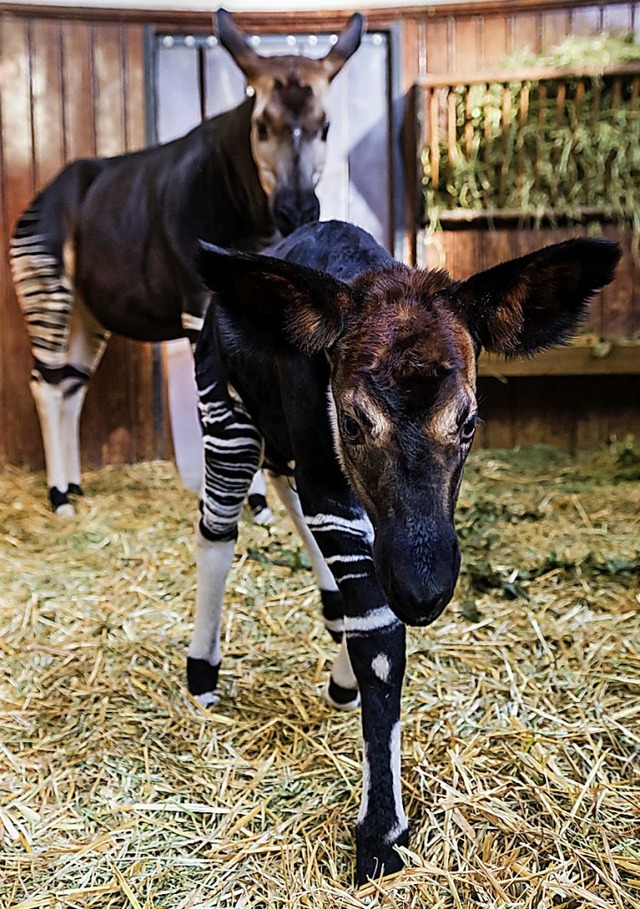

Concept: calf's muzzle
[[374, 523, 461, 626]]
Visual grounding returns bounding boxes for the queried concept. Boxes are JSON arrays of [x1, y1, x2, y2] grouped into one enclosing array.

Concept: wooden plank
[[62, 21, 96, 159], [480, 13, 509, 70], [123, 23, 147, 152], [603, 3, 634, 34], [453, 16, 481, 73], [572, 5, 603, 36], [423, 18, 450, 75], [540, 8, 571, 51], [31, 19, 65, 190], [479, 343, 640, 377], [93, 23, 126, 157], [0, 14, 42, 469], [418, 62, 640, 88], [511, 12, 540, 55], [600, 224, 635, 338]]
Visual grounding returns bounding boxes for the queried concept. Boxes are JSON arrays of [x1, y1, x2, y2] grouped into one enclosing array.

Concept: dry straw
[[1, 443, 639, 908]]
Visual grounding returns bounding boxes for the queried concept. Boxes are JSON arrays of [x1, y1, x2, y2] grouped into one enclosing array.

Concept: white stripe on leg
[[269, 474, 337, 592]]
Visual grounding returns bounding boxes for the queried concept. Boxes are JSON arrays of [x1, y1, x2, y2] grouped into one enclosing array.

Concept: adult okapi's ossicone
[[10, 9, 364, 516], [190, 220, 620, 883]]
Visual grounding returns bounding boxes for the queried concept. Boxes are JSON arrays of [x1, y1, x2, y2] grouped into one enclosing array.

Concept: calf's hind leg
[[188, 354, 263, 706]]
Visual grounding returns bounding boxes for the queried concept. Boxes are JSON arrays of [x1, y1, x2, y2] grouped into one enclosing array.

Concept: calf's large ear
[[452, 238, 621, 356], [197, 242, 354, 354]]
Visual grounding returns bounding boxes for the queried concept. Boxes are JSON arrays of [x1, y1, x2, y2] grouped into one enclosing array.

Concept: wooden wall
[[0, 11, 159, 470], [1, 0, 639, 472]]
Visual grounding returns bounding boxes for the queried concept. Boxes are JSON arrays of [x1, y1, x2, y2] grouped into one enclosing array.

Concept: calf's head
[[217, 9, 364, 236], [198, 236, 620, 625]]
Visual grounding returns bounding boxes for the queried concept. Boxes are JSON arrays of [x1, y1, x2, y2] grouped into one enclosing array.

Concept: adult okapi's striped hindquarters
[[10, 200, 110, 516]]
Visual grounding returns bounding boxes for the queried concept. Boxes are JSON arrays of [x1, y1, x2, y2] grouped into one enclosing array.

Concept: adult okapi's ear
[[322, 13, 366, 81], [452, 238, 621, 356], [197, 242, 355, 354], [216, 8, 262, 80]]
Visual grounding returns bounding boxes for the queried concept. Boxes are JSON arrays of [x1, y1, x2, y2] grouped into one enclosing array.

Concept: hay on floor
[[0, 442, 639, 908]]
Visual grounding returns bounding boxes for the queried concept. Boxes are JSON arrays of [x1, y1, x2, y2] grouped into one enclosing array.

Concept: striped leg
[[268, 472, 346, 644], [189, 348, 263, 705], [10, 209, 78, 514], [298, 496, 408, 882], [61, 298, 110, 496]]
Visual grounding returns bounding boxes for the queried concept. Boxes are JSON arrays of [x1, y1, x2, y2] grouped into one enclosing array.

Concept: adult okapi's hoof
[[355, 824, 409, 886], [50, 487, 75, 518], [67, 483, 84, 497]]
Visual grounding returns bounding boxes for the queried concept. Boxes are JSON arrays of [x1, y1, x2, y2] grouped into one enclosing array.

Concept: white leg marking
[[371, 653, 391, 683], [358, 744, 370, 825], [385, 722, 408, 843], [270, 474, 337, 592], [325, 636, 360, 711], [31, 379, 72, 514], [345, 607, 401, 636], [188, 526, 235, 669], [248, 470, 274, 525], [61, 301, 109, 489]]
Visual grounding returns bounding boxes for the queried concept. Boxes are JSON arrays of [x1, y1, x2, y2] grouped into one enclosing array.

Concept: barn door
[[151, 27, 394, 489]]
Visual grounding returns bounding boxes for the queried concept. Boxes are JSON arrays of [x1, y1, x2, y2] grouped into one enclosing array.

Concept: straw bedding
[[1, 443, 638, 908]]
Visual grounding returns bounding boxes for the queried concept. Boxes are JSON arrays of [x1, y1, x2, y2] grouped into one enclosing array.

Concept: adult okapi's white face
[[217, 9, 364, 236]]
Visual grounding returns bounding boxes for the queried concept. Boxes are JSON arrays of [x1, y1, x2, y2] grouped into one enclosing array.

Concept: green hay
[[422, 35, 640, 228]]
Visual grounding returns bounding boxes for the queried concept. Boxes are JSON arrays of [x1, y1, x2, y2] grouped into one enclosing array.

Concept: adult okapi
[[190, 220, 620, 883], [9, 9, 364, 516]]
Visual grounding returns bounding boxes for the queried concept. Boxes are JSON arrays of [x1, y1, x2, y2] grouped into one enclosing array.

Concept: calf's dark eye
[[461, 415, 477, 442], [340, 414, 364, 444], [321, 122, 330, 141], [256, 119, 269, 141]]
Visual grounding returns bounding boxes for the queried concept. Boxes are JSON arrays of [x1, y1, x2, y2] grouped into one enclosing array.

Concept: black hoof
[[50, 487, 72, 514], [187, 656, 220, 700], [67, 483, 84, 497], [355, 824, 409, 886]]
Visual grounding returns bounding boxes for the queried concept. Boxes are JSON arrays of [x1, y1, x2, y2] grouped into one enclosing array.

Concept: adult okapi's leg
[[61, 297, 110, 498], [188, 336, 263, 706], [296, 481, 409, 882], [10, 207, 78, 515], [268, 472, 347, 646]]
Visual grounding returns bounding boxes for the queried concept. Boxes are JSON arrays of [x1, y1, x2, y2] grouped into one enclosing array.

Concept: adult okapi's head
[[217, 9, 364, 236], [198, 228, 620, 626]]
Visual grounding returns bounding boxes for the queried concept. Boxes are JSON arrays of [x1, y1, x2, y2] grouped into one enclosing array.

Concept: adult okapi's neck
[[202, 97, 277, 252]]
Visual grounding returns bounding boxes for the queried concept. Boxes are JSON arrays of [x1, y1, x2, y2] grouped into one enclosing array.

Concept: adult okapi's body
[[9, 9, 364, 516], [191, 220, 620, 883]]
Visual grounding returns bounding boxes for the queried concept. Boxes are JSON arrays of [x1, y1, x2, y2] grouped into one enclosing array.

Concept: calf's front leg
[[347, 612, 408, 883]]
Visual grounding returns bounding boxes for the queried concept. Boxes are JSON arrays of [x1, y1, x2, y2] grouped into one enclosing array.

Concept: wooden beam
[[479, 343, 640, 378]]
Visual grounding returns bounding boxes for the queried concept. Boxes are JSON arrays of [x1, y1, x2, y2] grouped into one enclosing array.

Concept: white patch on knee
[[371, 653, 391, 683]]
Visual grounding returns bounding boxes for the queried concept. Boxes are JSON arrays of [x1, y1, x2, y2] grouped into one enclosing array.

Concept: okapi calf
[[190, 220, 620, 882]]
